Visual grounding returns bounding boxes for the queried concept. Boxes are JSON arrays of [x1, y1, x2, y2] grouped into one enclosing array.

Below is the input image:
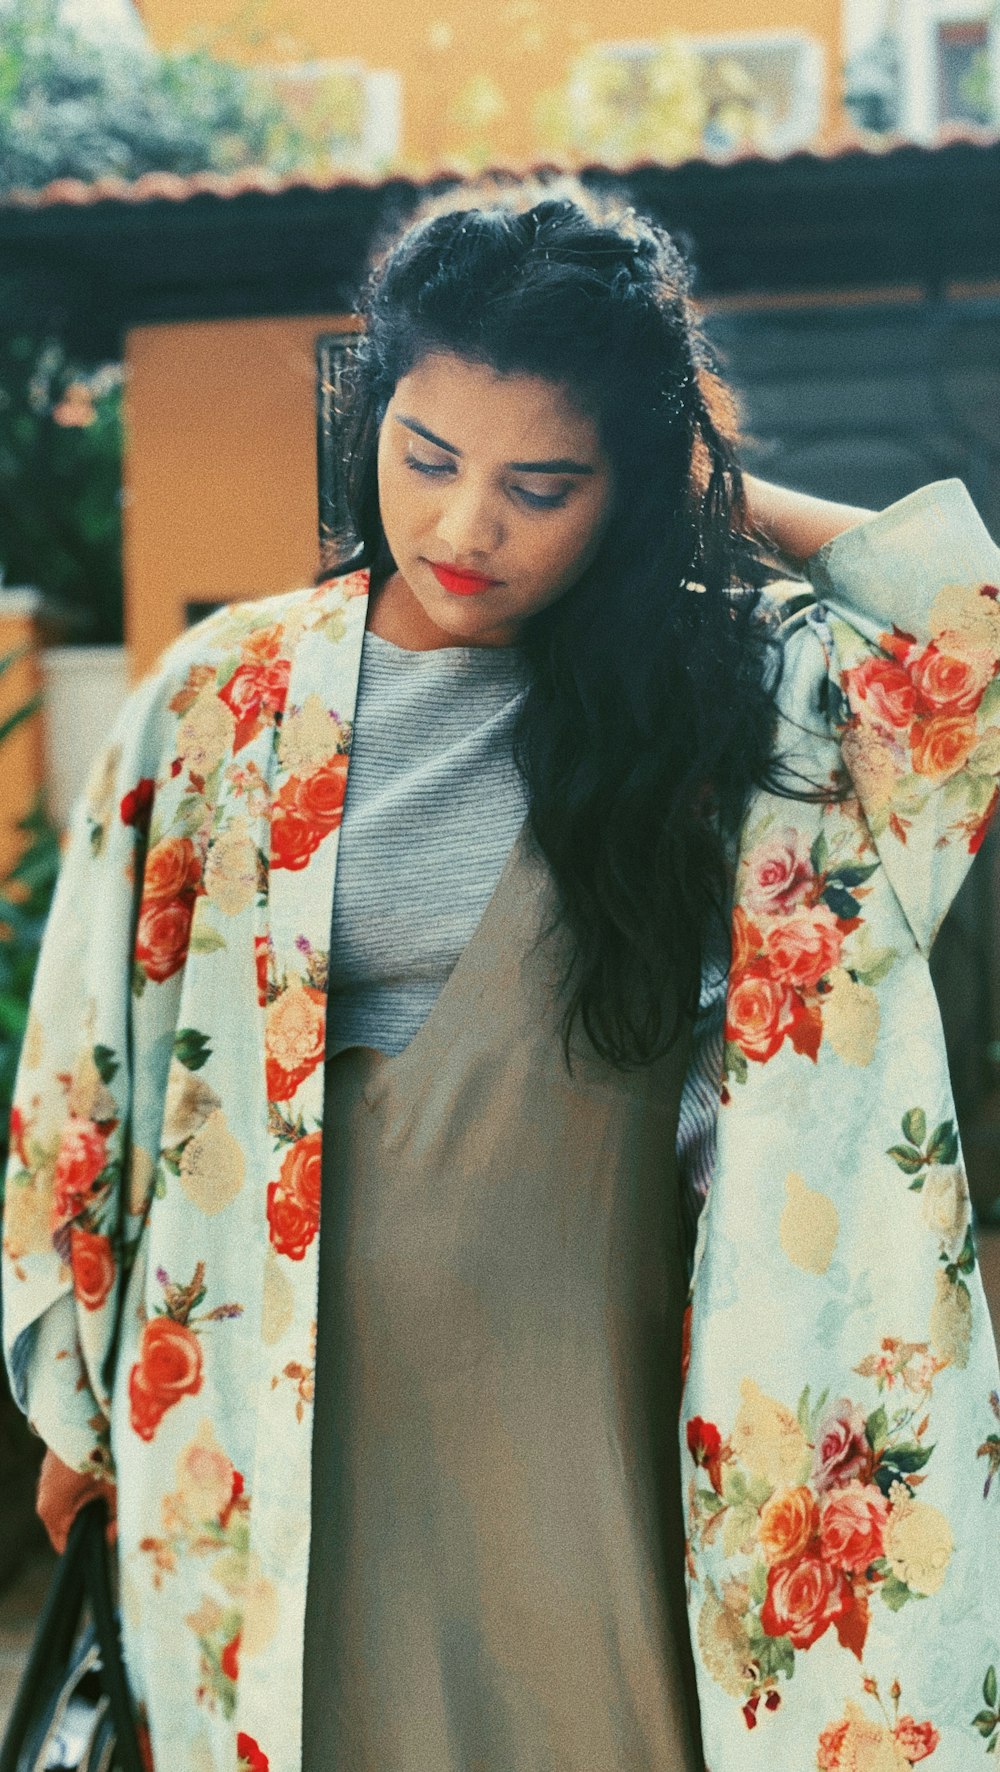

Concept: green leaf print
[[92, 1043, 119, 1085], [902, 1108, 927, 1147], [986, 1665, 998, 1710], [927, 1120, 960, 1165], [174, 1028, 213, 1072], [888, 1144, 925, 1176]]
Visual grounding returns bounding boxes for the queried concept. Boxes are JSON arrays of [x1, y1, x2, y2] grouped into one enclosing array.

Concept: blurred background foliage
[[0, 0, 368, 647], [0, 651, 60, 1182], [0, 341, 125, 643], [0, 0, 346, 191]]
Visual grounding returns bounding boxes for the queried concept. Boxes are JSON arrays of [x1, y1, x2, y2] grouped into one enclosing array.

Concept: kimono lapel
[[237, 568, 371, 1764]]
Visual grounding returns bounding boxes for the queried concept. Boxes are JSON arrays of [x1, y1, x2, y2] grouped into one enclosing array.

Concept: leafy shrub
[[0, 0, 328, 194]]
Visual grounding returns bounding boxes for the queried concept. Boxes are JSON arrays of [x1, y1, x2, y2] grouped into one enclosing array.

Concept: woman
[[5, 183, 1000, 1772]]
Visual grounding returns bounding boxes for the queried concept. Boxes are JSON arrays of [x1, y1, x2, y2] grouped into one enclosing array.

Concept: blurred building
[[120, 0, 1000, 172]]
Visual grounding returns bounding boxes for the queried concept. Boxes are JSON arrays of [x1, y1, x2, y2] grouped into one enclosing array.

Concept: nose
[[434, 477, 504, 562]]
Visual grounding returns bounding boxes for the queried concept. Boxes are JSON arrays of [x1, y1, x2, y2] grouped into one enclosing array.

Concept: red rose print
[[725, 969, 798, 1063], [128, 1317, 204, 1442], [267, 1131, 323, 1259], [52, 1118, 108, 1223], [742, 830, 814, 916], [8, 1105, 28, 1168], [680, 1303, 692, 1394], [910, 713, 978, 780], [819, 1481, 888, 1574], [764, 908, 844, 992], [269, 800, 322, 873], [70, 1228, 116, 1311], [294, 754, 349, 826], [220, 1632, 241, 1682], [843, 655, 916, 731], [971, 787, 1000, 854], [136, 1719, 155, 1772], [143, 836, 201, 902], [254, 935, 270, 1007], [220, 659, 290, 750], [686, 1416, 723, 1493], [731, 905, 764, 974], [237, 1735, 270, 1772], [894, 1716, 940, 1762], [135, 896, 195, 985], [270, 755, 349, 873], [120, 777, 155, 832], [760, 1551, 852, 1649], [911, 643, 992, 716], [811, 1400, 873, 1492]]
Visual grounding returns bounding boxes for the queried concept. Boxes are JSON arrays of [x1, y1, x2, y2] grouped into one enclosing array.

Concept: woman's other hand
[[36, 1447, 117, 1554], [742, 474, 874, 567]]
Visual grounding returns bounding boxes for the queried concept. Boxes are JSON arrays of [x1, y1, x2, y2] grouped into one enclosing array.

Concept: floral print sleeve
[[808, 478, 1000, 952], [2, 665, 169, 1476], [684, 481, 1000, 1771]]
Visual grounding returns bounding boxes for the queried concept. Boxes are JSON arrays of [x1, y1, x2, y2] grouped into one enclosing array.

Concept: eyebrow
[[396, 415, 596, 475]]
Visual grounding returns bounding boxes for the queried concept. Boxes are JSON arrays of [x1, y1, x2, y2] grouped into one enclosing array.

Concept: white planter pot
[[40, 646, 130, 828]]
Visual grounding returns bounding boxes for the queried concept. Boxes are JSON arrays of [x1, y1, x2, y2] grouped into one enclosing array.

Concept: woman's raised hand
[[36, 1446, 117, 1554]]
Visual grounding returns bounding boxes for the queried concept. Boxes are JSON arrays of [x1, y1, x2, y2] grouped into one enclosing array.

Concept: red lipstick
[[427, 560, 502, 596]]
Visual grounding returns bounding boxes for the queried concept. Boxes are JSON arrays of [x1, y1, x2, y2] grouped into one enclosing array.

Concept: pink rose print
[[812, 1400, 874, 1491], [819, 1481, 888, 1574], [742, 829, 814, 916]]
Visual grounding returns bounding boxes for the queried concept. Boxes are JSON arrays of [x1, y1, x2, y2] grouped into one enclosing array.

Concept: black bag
[[0, 1498, 146, 1772]]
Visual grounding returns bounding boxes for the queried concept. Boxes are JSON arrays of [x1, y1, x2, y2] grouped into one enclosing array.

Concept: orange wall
[[0, 608, 44, 880], [122, 315, 355, 676], [136, 0, 846, 167]]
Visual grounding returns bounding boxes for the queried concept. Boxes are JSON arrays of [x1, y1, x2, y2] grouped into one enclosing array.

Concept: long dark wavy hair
[[332, 175, 794, 1070]]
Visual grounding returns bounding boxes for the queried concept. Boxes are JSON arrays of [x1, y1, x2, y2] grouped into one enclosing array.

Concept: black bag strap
[[0, 1498, 146, 1772], [75, 1502, 145, 1772]]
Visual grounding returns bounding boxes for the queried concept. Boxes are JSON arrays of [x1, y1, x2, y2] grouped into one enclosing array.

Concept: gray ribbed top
[[325, 628, 531, 1058]]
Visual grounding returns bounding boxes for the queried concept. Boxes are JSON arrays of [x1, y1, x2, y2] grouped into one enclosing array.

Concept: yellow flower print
[[204, 819, 258, 918], [918, 1163, 971, 1261], [928, 578, 1000, 657], [731, 1378, 811, 1489], [278, 693, 346, 777], [261, 1248, 295, 1347], [162, 1062, 221, 1149], [780, 1171, 839, 1274], [178, 1110, 245, 1216], [840, 725, 900, 814], [173, 1418, 238, 1524], [177, 688, 236, 775], [696, 1585, 755, 1700], [929, 1268, 972, 1369], [67, 1046, 117, 1123], [883, 1488, 954, 1595], [822, 968, 880, 1068]]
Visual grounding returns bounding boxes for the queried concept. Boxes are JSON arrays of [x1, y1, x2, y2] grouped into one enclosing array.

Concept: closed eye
[[404, 453, 569, 510]]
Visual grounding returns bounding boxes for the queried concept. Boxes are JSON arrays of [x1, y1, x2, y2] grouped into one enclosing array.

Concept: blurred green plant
[[535, 38, 708, 167], [0, 650, 61, 1185], [0, 337, 125, 643], [0, 0, 348, 193]]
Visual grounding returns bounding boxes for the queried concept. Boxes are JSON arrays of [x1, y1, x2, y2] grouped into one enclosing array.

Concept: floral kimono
[[3, 478, 1000, 1772]]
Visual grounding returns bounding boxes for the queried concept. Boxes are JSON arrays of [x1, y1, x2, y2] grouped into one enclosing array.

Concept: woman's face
[[374, 351, 615, 648]]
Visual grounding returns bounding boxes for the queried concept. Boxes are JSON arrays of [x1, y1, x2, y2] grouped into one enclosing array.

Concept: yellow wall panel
[[122, 314, 355, 676]]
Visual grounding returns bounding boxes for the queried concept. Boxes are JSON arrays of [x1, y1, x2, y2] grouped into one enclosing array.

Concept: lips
[[427, 561, 501, 596]]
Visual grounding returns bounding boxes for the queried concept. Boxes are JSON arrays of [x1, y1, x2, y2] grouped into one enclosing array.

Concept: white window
[[570, 31, 824, 162], [896, 0, 1000, 137], [258, 60, 402, 172]]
